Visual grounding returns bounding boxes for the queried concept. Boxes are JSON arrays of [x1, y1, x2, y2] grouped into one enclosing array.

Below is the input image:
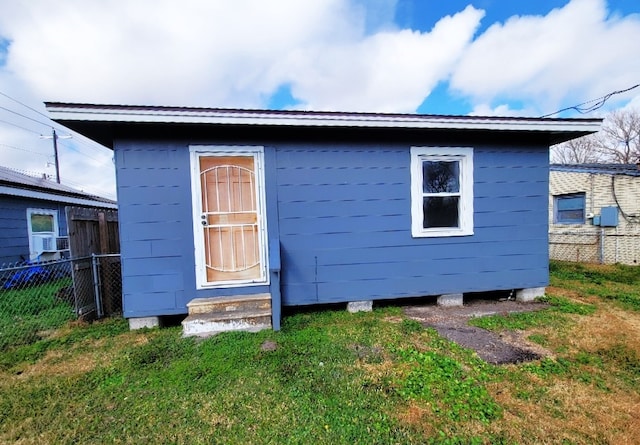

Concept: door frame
[[189, 145, 269, 289]]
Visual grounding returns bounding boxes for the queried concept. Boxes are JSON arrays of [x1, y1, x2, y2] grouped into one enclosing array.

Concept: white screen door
[[193, 150, 268, 286]]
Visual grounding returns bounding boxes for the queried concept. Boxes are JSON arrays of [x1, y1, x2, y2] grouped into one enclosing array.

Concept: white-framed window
[[410, 147, 474, 237], [26, 208, 59, 259], [553, 193, 586, 224]]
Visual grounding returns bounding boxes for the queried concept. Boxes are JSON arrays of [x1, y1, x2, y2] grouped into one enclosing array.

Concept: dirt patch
[[404, 299, 550, 364]]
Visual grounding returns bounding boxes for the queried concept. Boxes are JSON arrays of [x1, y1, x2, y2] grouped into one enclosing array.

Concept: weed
[[528, 333, 549, 346], [400, 318, 423, 334], [469, 309, 564, 331], [540, 295, 597, 315], [470, 294, 596, 333], [593, 344, 640, 389], [599, 292, 640, 312], [396, 347, 501, 423], [523, 357, 571, 378]]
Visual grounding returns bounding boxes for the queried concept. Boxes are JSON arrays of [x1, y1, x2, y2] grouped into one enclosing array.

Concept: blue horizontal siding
[[123, 290, 178, 317], [115, 141, 277, 316], [476, 180, 547, 196], [118, 186, 183, 206], [115, 139, 552, 317], [115, 141, 198, 316], [278, 199, 406, 219], [278, 182, 406, 202], [0, 196, 69, 265], [316, 254, 544, 281], [285, 242, 548, 267], [317, 268, 548, 303], [276, 144, 550, 306]]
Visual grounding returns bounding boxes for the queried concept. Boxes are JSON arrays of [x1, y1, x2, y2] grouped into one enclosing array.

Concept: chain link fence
[[550, 230, 601, 264], [550, 230, 640, 265], [0, 254, 121, 351]]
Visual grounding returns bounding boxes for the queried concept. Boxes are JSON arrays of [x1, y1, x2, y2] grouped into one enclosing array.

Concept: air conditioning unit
[[56, 236, 70, 251], [32, 234, 57, 254]]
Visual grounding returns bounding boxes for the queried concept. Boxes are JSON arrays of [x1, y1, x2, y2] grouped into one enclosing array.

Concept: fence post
[[92, 254, 103, 318]]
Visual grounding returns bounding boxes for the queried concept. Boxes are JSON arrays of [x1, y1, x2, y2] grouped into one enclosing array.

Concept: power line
[[56, 139, 105, 163], [0, 90, 53, 122], [0, 143, 50, 157], [540, 83, 640, 118], [0, 103, 108, 163], [56, 127, 112, 154], [0, 114, 105, 163], [0, 105, 52, 129], [0, 119, 42, 135], [0, 90, 109, 155]]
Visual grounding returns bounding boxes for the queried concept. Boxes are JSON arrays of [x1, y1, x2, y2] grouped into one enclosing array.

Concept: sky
[[0, 0, 639, 200]]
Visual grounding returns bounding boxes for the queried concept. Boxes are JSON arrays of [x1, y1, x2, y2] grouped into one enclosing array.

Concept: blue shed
[[0, 165, 117, 266], [46, 103, 601, 334]]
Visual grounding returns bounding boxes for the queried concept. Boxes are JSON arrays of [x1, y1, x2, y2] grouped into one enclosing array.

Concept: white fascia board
[[46, 104, 602, 134], [0, 185, 117, 209]]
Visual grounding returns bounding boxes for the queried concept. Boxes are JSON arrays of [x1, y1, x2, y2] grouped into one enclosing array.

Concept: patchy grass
[[549, 260, 640, 311], [468, 294, 597, 332], [0, 277, 75, 349], [1, 262, 639, 444]]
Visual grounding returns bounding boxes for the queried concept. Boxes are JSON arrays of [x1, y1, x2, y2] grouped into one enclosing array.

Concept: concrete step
[[182, 294, 272, 338], [187, 293, 271, 315]]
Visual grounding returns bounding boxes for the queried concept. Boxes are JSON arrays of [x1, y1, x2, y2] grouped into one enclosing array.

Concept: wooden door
[[197, 154, 266, 285]]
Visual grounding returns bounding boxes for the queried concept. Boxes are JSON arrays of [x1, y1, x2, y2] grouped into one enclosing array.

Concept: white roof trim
[[0, 185, 117, 209], [46, 104, 602, 133]]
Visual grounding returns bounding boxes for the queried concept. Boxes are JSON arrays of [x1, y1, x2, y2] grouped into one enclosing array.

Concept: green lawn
[[0, 277, 74, 350], [0, 261, 638, 444]]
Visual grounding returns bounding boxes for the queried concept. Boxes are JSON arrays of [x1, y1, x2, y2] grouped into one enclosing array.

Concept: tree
[[551, 108, 640, 164], [551, 133, 602, 163], [597, 109, 640, 163]]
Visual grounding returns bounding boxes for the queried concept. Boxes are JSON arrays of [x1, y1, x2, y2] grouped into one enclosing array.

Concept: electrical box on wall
[[600, 206, 619, 227]]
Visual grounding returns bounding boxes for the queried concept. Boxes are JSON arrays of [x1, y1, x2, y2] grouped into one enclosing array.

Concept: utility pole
[[41, 128, 71, 184], [52, 129, 61, 183]]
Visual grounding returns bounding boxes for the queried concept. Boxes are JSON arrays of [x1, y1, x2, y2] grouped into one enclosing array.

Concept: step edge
[[187, 293, 271, 308], [183, 310, 272, 323]]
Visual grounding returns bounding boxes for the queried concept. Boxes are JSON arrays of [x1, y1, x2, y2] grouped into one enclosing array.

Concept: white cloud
[[0, 0, 483, 112], [278, 5, 484, 112], [0, 0, 366, 107], [621, 91, 640, 112], [450, 0, 640, 115], [469, 103, 538, 117]]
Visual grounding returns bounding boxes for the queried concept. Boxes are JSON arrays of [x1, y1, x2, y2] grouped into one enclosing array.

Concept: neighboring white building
[[549, 164, 640, 265]]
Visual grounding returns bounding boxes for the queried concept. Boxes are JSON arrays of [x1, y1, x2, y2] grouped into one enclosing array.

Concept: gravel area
[[403, 298, 550, 364]]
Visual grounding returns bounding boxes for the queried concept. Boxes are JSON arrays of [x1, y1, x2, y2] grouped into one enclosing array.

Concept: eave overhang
[[45, 102, 603, 149]]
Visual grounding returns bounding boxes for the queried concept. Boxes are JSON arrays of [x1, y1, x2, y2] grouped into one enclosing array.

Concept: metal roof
[[550, 163, 640, 177], [0, 165, 117, 207], [46, 102, 602, 131], [45, 102, 602, 148]]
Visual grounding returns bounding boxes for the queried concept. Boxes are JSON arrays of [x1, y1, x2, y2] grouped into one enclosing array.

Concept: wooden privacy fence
[[65, 206, 120, 318]]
